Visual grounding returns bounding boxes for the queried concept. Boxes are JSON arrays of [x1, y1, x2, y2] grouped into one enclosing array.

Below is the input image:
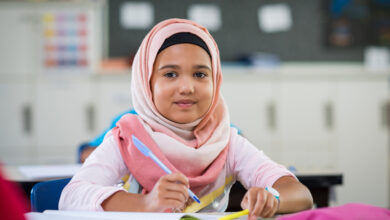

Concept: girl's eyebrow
[[195, 65, 211, 70], [158, 64, 211, 71], [159, 64, 179, 70]]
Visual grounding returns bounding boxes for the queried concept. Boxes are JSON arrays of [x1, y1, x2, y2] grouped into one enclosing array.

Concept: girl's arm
[[273, 176, 313, 213], [241, 176, 312, 219], [60, 130, 190, 212], [228, 133, 313, 218], [59, 131, 129, 211]]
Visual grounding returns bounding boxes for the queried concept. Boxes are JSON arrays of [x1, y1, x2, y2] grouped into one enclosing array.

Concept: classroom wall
[[108, 0, 367, 61]]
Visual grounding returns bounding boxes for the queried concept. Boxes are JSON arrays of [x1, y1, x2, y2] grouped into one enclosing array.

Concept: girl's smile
[[150, 43, 213, 124], [174, 99, 197, 109]]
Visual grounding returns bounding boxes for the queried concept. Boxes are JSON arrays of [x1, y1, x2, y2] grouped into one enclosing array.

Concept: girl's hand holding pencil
[[142, 173, 190, 212], [240, 187, 279, 219]]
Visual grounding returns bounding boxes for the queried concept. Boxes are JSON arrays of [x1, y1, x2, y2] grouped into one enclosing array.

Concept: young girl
[[59, 18, 313, 219]]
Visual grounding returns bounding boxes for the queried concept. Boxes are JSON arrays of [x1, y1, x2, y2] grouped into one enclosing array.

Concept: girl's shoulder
[[228, 128, 250, 150], [227, 130, 267, 164]]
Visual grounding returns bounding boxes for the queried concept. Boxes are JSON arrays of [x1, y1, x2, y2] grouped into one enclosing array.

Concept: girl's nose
[[178, 76, 195, 95]]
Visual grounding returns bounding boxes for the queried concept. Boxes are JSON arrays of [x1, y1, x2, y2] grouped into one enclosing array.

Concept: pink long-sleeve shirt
[[59, 129, 294, 212]]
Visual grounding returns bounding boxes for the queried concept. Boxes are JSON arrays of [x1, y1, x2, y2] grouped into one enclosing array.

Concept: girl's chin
[[168, 115, 200, 124], [171, 118, 196, 124]]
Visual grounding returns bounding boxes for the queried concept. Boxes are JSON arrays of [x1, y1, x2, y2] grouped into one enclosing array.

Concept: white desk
[[25, 210, 257, 220], [5, 164, 342, 210], [3, 164, 81, 182]]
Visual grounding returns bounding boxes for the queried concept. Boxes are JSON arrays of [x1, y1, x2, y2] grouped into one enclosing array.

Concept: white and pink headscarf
[[112, 18, 231, 195]]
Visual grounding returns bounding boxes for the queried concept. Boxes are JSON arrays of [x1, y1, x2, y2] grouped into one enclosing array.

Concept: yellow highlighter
[[218, 209, 249, 220]]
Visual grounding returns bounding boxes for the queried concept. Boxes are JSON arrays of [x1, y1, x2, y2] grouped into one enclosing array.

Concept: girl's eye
[[194, 72, 207, 78], [164, 72, 177, 78]]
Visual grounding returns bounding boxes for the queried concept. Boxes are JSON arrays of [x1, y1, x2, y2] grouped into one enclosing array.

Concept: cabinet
[[0, 77, 95, 165], [276, 80, 336, 171], [335, 80, 389, 207], [222, 79, 275, 157], [222, 69, 338, 170], [222, 64, 389, 208], [0, 81, 35, 164], [0, 0, 105, 164], [34, 76, 93, 163], [94, 74, 132, 133], [0, 4, 40, 76]]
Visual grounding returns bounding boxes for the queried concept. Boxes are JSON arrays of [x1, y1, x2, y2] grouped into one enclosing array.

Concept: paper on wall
[[120, 2, 154, 29], [258, 3, 292, 33], [188, 4, 221, 31]]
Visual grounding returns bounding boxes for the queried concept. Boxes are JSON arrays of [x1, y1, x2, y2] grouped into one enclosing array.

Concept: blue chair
[[30, 178, 71, 212], [77, 142, 91, 163]]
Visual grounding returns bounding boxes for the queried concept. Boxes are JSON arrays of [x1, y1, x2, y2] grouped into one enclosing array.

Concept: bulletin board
[[108, 0, 382, 62], [42, 11, 91, 71]]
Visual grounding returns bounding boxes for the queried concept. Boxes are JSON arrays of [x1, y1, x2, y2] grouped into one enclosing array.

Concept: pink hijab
[[112, 18, 231, 195]]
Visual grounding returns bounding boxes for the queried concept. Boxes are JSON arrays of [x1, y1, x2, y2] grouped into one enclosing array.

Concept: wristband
[[265, 186, 280, 209]]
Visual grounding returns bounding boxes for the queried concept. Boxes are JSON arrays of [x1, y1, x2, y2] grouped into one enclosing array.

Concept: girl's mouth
[[174, 100, 196, 108]]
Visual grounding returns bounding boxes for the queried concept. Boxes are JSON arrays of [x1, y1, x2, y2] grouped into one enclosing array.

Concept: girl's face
[[151, 43, 213, 124]]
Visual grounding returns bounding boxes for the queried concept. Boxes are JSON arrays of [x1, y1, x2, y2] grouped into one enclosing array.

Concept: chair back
[[30, 178, 71, 212]]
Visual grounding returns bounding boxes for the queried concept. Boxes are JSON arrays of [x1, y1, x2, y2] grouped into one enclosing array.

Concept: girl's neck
[[161, 117, 202, 141]]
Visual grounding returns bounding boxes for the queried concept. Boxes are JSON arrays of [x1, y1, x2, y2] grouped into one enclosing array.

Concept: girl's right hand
[[142, 173, 190, 212]]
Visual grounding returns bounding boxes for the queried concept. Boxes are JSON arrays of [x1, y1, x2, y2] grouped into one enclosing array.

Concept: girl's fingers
[[161, 190, 188, 204], [157, 173, 190, 203], [164, 173, 189, 186], [261, 196, 277, 217], [250, 189, 266, 217], [243, 188, 279, 219], [167, 184, 188, 202], [240, 193, 248, 209]]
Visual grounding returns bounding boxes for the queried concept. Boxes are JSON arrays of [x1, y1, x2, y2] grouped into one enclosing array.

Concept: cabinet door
[[35, 77, 92, 163], [222, 79, 276, 157], [0, 5, 40, 75], [335, 80, 389, 208], [276, 80, 336, 171], [0, 82, 35, 164], [94, 76, 132, 133]]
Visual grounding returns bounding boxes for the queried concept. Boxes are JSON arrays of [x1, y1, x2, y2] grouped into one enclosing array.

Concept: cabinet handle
[[381, 101, 390, 129], [324, 101, 333, 130], [267, 102, 277, 131], [86, 104, 95, 132], [22, 104, 32, 135]]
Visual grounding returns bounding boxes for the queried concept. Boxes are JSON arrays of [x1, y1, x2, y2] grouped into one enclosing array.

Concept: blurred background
[[0, 0, 389, 209]]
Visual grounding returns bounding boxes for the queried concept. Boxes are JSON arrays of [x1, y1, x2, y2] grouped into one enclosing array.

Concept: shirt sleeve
[[88, 128, 110, 147], [228, 132, 296, 189], [59, 131, 129, 211]]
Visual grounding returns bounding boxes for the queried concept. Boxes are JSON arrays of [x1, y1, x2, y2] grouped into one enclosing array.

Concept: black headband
[[157, 32, 211, 57]]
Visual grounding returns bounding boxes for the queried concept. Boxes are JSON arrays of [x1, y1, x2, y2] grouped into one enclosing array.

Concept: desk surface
[[5, 164, 343, 210], [3, 164, 82, 182], [26, 210, 273, 220], [3, 164, 343, 183]]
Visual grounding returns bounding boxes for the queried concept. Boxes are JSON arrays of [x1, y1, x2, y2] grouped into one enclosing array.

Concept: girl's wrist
[[139, 193, 153, 212], [276, 196, 280, 213]]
